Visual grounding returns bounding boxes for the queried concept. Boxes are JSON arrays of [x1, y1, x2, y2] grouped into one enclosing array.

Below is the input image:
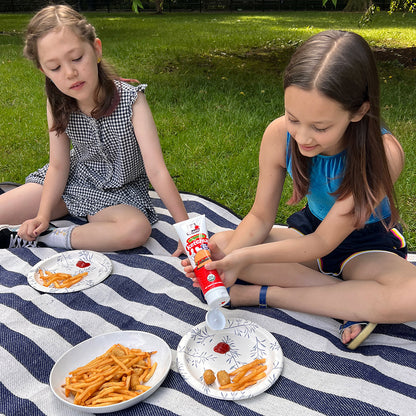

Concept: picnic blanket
[[1, 189, 416, 416]]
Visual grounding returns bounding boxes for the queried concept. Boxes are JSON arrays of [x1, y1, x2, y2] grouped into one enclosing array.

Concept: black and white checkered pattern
[[26, 81, 158, 223]]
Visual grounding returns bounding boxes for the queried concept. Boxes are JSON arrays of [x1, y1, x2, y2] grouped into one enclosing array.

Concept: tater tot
[[217, 370, 231, 386], [110, 347, 126, 357], [130, 368, 144, 390], [203, 369, 216, 385]]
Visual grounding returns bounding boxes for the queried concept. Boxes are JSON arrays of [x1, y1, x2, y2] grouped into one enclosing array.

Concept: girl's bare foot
[[340, 322, 363, 344], [339, 321, 377, 349]]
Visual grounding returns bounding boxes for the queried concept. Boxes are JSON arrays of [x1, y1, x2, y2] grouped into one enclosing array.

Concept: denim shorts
[[286, 205, 407, 276]]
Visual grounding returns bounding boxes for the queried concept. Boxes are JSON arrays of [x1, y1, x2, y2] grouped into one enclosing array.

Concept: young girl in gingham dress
[[0, 5, 188, 253]]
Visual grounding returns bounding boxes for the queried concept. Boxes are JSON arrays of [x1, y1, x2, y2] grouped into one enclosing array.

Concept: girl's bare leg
[[1, 187, 151, 251], [233, 252, 416, 323], [70, 204, 152, 251], [213, 228, 416, 344], [0, 183, 68, 224]]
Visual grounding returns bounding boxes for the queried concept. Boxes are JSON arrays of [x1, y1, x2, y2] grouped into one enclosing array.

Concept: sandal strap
[[339, 321, 369, 335], [259, 286, 268, 308]]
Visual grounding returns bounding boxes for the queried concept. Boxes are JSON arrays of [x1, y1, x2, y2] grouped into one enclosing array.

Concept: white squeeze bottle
[[174, 215, 230, 330]]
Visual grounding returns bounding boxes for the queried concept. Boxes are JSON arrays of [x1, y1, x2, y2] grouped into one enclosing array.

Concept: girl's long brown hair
[[23, 4, 118, 134], [284, 30, 400, 228]]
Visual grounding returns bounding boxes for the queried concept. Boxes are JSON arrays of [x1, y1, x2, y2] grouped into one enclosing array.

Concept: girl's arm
[[222, 116, 288, 254], [240, 194, 357, 265], [18, 100, 71, 239], [132, 92, 188, 231], [208, 187, 359, 286], [383, 131, 404, 184], [207, 130, 405, 285]]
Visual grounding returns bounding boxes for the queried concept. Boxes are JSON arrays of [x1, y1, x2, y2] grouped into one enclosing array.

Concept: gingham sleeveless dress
[[25, 80, 158, 224]]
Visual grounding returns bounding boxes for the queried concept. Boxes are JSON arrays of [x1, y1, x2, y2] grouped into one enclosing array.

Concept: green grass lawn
[[1, 10, 416, 248]]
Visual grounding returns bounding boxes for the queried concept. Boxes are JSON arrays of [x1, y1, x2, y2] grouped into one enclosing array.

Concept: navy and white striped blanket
[[1, 190, 416, 416]]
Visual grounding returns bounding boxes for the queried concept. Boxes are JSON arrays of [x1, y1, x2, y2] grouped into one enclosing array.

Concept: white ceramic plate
[[177, 318, 283, 400], [27, 250, 112, 293], [50, 331, 172, 413]]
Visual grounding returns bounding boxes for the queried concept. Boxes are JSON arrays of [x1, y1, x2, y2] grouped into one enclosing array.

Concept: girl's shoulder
[[115, 80, 147, 101], [262, 116, 288, 145], [382, 130, 404, 180], [115, 79, 147, 90], [260, 116, 288, 168], [381, 129, 403, 159], [112, 80, 148, 115], [264, 115, 286, 134], [382, 129, 402, 148]]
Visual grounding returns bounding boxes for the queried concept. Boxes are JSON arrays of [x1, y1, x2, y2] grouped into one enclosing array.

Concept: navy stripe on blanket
[[1, 190, 416, 416], [0, 293, 90, 346], [0, 382, 44, 416], [0, 324, 54, 383], [275, 376, 398, 416]]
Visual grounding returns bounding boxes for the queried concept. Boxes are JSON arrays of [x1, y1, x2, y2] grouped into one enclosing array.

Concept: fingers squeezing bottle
[[174, 215, 229, 330]]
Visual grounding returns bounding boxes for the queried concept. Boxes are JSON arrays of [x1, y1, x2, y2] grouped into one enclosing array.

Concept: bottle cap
[[206, 308, 226, 331], [204, 286, 230, 308]]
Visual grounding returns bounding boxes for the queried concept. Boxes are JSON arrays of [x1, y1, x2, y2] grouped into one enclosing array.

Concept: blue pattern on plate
[[176, 318, 284, 400]]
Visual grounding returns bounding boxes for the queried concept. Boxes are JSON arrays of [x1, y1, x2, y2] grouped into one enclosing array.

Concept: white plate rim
[[27, 250, 112, 293], [49, 330, 172, 413], [176, 318, 284, 400]]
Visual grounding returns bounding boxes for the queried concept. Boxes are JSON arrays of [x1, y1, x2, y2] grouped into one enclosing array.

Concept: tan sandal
[[339, 321, 377, 350]]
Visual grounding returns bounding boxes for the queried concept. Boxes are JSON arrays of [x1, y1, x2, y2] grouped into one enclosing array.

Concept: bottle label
[[173, 215, 226, 297], [194, 266, 224, 295]]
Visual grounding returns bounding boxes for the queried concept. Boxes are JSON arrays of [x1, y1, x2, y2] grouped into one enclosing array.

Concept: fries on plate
[[38, 269, 88, 288], [204, 358, 267, 391], [63, 344, 157, 407]]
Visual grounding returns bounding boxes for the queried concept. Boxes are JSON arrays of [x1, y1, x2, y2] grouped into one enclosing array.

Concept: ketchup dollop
[[76, 260, 90, 268], [213, 342, 230, 354]]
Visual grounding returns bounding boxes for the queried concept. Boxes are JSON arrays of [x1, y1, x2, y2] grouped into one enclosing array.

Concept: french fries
[[38, 269, 88, 288], [205, 358, 267, 391], [63, 344, 157, 407]]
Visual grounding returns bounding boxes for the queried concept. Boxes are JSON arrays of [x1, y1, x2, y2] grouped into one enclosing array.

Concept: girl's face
[[284, 86, 366, 157], [37, 26, 102, 114]]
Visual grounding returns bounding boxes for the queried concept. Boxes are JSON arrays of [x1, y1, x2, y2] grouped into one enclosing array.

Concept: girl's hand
[[205, 243, 244, 288], [180, 257, 199, 286], [18, 217, 49, 241], [180, 241, 244, 289], [180, 240, 227, 288]]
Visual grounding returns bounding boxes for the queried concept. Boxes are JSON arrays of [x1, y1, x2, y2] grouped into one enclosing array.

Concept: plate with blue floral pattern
[[176, 318, 283, 400], [27, 250, 112, 293]]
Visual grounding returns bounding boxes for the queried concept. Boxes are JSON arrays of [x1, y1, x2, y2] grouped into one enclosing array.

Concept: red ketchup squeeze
[[214, 342, 230, 354], [76, 260, 90, 268], [173, 215, 230, 310]]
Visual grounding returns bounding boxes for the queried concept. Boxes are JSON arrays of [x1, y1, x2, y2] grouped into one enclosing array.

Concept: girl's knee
[[211, 230, 233, 251], [120, 217, 152, 249]]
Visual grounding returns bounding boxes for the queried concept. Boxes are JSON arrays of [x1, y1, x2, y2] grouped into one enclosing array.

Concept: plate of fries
[[27, 250, 112, 293], [50, 331, 172, 413], [176, 318, 283, 400]]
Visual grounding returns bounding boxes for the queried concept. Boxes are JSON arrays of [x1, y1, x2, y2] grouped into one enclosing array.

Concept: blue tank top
[[285, 132, 391, 223]]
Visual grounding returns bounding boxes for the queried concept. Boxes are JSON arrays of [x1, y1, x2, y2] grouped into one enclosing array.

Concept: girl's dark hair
[[23, 4, 118, 134], [284, 30, 399, 228]]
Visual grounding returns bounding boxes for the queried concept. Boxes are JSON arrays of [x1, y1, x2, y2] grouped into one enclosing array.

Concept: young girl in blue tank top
[[181, 30, 416, 350]]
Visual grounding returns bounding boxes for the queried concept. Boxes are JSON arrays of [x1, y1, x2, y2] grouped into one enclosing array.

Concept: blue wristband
[[259, 285, 268, 308]]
